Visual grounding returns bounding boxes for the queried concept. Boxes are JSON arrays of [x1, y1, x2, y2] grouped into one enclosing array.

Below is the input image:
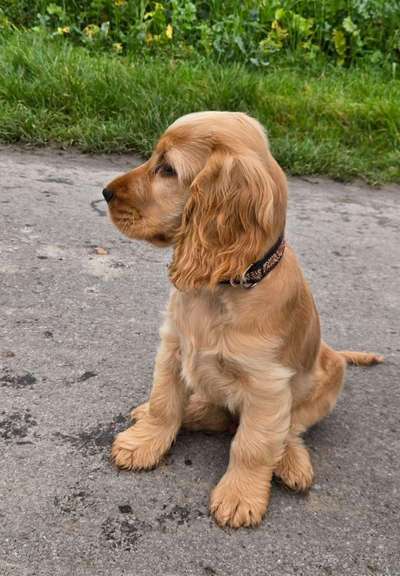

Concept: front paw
[[111, 420, 175, 471], [210, 472, 270, 528]]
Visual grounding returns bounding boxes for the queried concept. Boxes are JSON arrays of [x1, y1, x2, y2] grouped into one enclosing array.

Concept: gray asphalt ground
[[0, 146, 399, 576]]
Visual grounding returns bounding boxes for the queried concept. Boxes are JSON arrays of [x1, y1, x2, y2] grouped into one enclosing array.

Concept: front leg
[[112, 325, 185, 470], [210, 381, 291, 528]]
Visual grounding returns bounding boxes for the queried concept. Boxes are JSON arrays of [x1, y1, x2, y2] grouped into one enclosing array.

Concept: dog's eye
[[155, 163, 176, 177]]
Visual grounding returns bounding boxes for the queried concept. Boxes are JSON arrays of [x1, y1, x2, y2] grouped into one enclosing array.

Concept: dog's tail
[[339, 350, 384, 366]]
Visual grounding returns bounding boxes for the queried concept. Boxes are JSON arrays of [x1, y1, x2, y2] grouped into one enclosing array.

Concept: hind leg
[[182, 393, 234, 433], [132, 394, 234, 434], [275, 344, 346, 491]]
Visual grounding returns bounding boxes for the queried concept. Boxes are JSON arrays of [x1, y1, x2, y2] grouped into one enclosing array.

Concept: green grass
[[0, 31, 399, 183]]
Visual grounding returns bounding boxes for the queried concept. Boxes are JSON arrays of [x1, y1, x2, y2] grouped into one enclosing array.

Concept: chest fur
[[169, 290, 287, 411]]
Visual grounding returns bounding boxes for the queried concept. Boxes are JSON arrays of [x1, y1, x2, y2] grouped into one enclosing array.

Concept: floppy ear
[[169, 148, 285, 290]]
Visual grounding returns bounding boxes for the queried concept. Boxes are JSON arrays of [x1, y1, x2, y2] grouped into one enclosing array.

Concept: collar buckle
[[223, 234, 286, 290], [229, 271, 257, 290], [239, 276, 257, 289]]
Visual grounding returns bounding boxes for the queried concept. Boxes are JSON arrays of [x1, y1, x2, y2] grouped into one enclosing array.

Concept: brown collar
[[220, 235, 286, 289]]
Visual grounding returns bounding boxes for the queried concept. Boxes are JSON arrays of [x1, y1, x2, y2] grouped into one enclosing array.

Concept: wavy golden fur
[[104, 111, 383, 528]]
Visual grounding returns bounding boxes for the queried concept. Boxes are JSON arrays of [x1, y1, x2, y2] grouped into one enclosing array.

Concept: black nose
[[102, 188, 114, 203]]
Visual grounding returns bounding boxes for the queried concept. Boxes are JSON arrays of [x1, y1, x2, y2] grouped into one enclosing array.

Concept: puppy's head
[[104, 111, 287, 290]]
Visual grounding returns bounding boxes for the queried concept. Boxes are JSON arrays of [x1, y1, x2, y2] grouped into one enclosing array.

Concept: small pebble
[[94, 246, 108, 255]]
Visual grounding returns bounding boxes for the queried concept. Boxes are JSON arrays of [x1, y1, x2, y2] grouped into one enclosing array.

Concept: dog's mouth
[[111, 214, 172, 246], [110, 214, 137, 238]]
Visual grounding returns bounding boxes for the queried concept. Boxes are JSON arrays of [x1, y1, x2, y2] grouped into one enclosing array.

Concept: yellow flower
[[56, 26, 70, 35], [114, 0, 126, 5], [146, 32, 153, 45], [112, 42, 123, 53], [165, 24, 173, 40], [83, 24, 99, 38]]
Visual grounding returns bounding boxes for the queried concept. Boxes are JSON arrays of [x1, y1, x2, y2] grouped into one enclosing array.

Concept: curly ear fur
[[169, 148, 287, 290]]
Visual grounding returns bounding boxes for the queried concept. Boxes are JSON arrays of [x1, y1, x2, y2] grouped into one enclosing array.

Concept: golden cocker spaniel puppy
[[103, 112, 383, 528]]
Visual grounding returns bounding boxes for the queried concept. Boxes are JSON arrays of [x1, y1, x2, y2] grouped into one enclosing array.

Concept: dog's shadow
[[172, 421, 329, 485], [172, 428, 232, 483]]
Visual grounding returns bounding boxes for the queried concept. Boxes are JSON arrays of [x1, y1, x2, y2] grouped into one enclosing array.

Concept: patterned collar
[[220, 234, 286, 289]]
